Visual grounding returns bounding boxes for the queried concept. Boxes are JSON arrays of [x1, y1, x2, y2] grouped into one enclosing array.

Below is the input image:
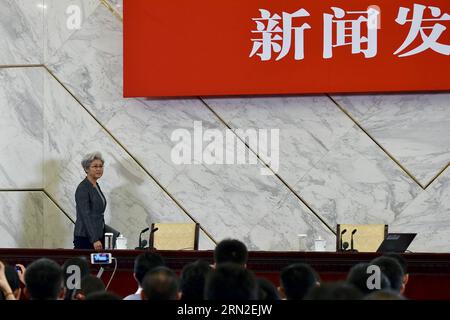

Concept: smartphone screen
[[90, 253, 112, 264]]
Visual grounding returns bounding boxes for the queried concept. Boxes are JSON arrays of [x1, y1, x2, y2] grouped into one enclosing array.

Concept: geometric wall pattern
[[0, 0, 449, 252]]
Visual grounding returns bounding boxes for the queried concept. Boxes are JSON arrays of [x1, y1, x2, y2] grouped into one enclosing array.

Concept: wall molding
[[200, 98, 337, 235], [329, 94, 435, 190], [100, 0, 123, 22], [0, 189, 74, 224]]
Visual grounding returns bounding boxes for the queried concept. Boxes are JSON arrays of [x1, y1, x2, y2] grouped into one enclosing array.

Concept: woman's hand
[[93, 241, 103, 250], [15, 264, 26, 285], [0, 261, 15, 300], [0, 261, 9, 288]]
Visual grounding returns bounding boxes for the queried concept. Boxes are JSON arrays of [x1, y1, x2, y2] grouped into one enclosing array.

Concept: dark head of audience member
[[1, 265, 21, 300], [279, 263, 320, 300], [370, 256, 405, 293], [305, 282, 364, 300], [364, 289, 406, 300], [86, 291, 121, 300], [25, 258, 64, 300], [180, 259, 212, 300], [123, 252, 166, 300], [141, 267, 180, 300], [134, 252, 166, 286], [383, 253, 409, 293], [214, 239, 248, 267], [205, 263, 257, 300], [62, 257, 90, 300], [346, 262, 391, 295], [74, 275, 106, 300], [257, 278, 280, 300]]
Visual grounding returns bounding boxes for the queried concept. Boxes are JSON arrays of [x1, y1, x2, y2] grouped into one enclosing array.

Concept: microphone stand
[[147, 227, 159, 250], [349, 229, 359, 253], [135, 227, 149, 250], [339, 229, 347, 252]]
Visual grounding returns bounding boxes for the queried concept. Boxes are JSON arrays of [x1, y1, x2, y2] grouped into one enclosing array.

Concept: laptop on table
[[376, 233, 417, 253]]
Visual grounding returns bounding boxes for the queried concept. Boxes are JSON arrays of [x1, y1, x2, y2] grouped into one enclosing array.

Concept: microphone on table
[[350, 229, 358, 253], [135, 227, 149, 250], [339, 229, 347, 252], [148, 227, 159, 250]]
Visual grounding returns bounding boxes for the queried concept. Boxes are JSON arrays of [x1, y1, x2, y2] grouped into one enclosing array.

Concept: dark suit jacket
[[74, 178, 107, 243]]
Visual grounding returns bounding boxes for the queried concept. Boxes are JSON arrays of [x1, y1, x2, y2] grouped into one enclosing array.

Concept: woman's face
[[86, 159, 104, 180]]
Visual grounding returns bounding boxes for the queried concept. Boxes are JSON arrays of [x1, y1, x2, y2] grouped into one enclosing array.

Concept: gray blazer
[[74, 178, 107, 243]]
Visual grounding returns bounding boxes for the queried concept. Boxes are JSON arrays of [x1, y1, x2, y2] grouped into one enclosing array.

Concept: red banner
[[123, 0, 450, 97]]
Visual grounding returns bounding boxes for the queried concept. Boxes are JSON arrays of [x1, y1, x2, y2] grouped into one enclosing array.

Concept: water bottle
[[104, 232, 113, 250], [314, 236, 327, 252], [298, 234, 307, 251], [116, 234, 128, 249]]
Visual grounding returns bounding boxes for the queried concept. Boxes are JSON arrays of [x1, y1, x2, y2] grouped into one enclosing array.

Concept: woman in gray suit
[[73, 152, 107, 250]]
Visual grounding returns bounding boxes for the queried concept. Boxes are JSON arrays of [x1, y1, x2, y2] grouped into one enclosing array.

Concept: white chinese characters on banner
[[323, 7, 380, 59], [249, 4, 449, 61], [249, 8, 311, 61], [395, 4, 450, 57]]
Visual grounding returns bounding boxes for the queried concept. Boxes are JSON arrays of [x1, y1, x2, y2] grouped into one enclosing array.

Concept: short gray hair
[[81, 152, 104, 172]]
